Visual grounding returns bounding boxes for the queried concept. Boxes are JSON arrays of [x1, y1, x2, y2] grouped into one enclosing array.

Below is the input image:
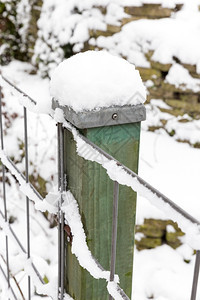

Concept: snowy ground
[[0, 61, 200, 299], [133, 130, 200, 300]]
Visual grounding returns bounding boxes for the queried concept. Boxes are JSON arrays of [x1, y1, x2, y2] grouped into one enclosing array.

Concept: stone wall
[[2, 1, 200, 125], [135, 219, 185, 251], [84, 4, 200, 123], [83, 3, 198, 252], [137, 56, 200, 120], [1, 2, 198, 252]]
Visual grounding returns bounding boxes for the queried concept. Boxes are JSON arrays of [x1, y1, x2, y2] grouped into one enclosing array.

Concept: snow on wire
[[0, 77, 128, 298], [1, 74, 200, 300], [0, 149, 126, 300], [54, 108, 200, 251]]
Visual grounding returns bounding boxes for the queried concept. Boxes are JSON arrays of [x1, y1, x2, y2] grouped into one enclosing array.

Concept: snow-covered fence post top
[[50, 51, 146, 300]]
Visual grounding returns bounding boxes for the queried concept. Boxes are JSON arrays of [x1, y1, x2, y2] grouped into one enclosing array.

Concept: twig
[[0, 254, 26, 300]]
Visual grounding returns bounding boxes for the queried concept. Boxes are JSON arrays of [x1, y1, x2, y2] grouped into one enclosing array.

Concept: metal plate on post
[[52, 99, 146, 129]]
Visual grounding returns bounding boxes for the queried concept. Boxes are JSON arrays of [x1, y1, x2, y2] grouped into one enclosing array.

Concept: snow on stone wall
[[1, 0, 200, 125]]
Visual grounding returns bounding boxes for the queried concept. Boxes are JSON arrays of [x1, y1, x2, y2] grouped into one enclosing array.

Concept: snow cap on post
[[50, 50, 146, 128]]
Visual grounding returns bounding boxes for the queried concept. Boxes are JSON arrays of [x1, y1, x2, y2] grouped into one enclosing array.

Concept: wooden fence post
[[53, 100, 146, 299]]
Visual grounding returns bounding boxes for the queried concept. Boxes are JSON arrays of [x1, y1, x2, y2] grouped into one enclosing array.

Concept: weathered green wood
[[64, 122, 141, 299]]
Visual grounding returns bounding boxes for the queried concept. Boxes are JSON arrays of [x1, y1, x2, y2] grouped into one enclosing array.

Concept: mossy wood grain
[[64, 122, 141, 299]]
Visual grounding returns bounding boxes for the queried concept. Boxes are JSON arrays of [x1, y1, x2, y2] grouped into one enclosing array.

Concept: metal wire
[[23, 107, 31, 299], [2, 74, 200, 300], [109, 181, 119, 300], [3, 74, 199, 227], [57, 124, 61, 296], [0, 264, 18, 300], [2, 74, 200, 226], [0, 86, 10, 296], [67, 128, 200, 226], [0, 151, 43, 201], [0, 81, 44, 294], [91, 253, 130, 300], [0, 209, 44, 284], [191, 250, 200, 300], [1, 75, 36, 105], [57, 123, 65, 299]]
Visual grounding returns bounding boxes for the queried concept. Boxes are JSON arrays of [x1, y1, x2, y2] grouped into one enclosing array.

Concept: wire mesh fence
[[0, 75, 200, 300]]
